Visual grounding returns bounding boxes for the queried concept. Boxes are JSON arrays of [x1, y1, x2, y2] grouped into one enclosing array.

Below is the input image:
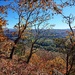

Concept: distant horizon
[[4, 28, 74, 30]]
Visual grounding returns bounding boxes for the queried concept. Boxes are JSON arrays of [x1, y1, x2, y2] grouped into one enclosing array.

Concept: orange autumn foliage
[[0, 18, 7, 42], [29, 51, 66, 75], [0, 50, 67, 75]]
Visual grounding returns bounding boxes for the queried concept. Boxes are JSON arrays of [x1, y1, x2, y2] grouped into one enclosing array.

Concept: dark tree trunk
[[9, 37, 20, 59], [66, 53, 69, 75], [10, 47, 15, 59], [26, 39, 37, 64], [26, 43, 34, 63]]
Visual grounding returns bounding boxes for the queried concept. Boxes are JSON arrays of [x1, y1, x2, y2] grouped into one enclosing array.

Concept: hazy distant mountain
[[31, 29, 69, 39], [4, 29, 70, 40], [4, 29, 18, 40]]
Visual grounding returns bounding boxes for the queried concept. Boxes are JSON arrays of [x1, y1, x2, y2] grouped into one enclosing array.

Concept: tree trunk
[[9, 37, 20, 59], [10, 47, 15, 59], [66, 53, 69, 75], [26, 39, 37, 64], [26, 38, 38, 63], [26, 43, 34, 63]]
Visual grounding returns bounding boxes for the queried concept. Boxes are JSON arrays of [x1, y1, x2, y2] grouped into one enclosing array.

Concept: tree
[[54, 14, 75, 75], [26, 14, 51, 63], [1, 0, 62, 59], [63, 15, 75, 75], [0, 4, 8, 54]]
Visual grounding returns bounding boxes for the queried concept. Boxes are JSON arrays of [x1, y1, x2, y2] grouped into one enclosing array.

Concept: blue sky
[[51, 6, 75, 29], [0, 0, 75, 29]]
